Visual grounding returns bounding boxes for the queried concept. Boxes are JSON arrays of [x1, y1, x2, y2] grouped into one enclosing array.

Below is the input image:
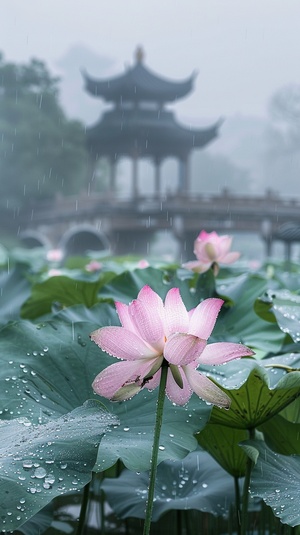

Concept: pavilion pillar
[[132, 155, 139, 198], [178, 154, 190, 196], [109, 155, 117, 195], [154, 157, 162, 197]]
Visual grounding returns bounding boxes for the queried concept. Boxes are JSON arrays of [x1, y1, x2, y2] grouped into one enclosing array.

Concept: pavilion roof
[[87, 108, 221, 159], [83, 49, 195, 104]]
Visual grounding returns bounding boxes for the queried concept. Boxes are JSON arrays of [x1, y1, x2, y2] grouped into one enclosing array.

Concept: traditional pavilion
[[83, 47, 220, 197]]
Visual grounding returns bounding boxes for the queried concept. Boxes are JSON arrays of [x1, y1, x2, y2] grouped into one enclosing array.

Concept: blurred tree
[[263, 85, 300, 195], [0, 53, 89, 207]]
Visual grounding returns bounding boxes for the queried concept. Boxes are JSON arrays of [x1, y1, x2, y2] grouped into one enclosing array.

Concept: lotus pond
[[0, 241, 300, 535]]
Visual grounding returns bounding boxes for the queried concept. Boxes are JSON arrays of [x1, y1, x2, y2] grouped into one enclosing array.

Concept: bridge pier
[[154, 157, 162, 197], [175, 231, 196, 262], [109, 155, 118, 194], [109, 229, 156, 256], [132, 155, 139, 198]]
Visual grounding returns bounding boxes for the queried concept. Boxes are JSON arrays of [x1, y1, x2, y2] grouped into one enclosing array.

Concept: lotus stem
[[241, 428, 255, 535], [234, 475, 241, 535], [76, 480, 90, 535], [143, 361, 168, 535]]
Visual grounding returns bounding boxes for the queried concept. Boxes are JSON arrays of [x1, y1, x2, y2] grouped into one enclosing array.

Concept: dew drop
[[34, 467, 47, 479], [22, 461, 33, 470]]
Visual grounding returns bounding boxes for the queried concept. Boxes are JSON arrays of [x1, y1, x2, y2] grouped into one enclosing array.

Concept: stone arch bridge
[[5, 191, 300, 260]]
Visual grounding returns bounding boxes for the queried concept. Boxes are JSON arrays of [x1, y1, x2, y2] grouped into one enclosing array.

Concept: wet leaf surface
[[0, 401, 117, 532], [102, 449, 240, 521], [207, 355, 300, 429], [242, 440, 300, 527]]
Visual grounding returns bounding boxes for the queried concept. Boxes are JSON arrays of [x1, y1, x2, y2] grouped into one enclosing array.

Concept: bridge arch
[[19, 230, 52, 249], [59, 225, 110, 258]]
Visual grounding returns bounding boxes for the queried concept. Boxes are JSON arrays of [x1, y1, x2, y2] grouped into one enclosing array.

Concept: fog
[[2, 0, 300, 259]]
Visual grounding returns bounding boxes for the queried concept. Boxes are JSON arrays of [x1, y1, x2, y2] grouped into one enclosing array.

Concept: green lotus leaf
[[0, 265, 31, 325], [0, 401, 117, 532], [259, 413, 300, 455], [255, 288, 300, 344], [0, 313, 211, 474], [207, 355, 300, 429], [9, 247, 47, 270], [272, 266, 300, 292], [260, 398, 300, 464], [196, 423, 249, 477], [102, 450, 239, 521], [214, 272, 286, 354], [242, 440, 300, 527], [95, 389, 210, 472], [98, 266, 216, 310], [0, 244, 7, 263], [280, 396, 300, 423], [20, 271, 116, 320], [15, 504, 53, 535], [39, 301, 118, 327]]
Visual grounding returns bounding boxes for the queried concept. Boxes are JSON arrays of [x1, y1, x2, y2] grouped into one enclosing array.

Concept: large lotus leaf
[[0, 244, 8, 266], [0, 401, 117, 532], [242, 440, 300, 527], [206, 354, 300, 429], [98, 266, 216, 310], [37, 305, 215, 472], [255, 289, 300, 344], [259, 384, 300, 455], [215, 272, 270, 306], [0, 319, 105, 420], [16, 504, 53, 535], [0, 265, 31, 325], [42, 302, 118, 325], [102, 450, 239, 521], [95, 389, 209, 472], [9, 247, 47, 270], [280, 396, 300, 423], [196, 423, 249, 477], [20, 271, 116, 320], [0, 315, 211, 472], [273, 267, 300, 292], [259, 414, 300, 455], [214, 272, 285, 354]]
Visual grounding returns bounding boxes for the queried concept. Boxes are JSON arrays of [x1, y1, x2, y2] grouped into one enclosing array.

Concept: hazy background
[[2, 0, 300, 200]]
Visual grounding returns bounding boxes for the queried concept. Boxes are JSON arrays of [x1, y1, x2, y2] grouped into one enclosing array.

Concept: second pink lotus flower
[[91, 286, 253, 407], [183, 230, 240, 274]]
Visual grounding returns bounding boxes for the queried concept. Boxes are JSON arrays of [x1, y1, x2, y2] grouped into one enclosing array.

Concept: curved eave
[[82, 63, 195, 103], [87, 114, 220, 157]]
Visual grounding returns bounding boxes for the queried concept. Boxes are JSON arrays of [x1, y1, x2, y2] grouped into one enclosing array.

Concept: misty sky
[[2, 0, 300, 121]]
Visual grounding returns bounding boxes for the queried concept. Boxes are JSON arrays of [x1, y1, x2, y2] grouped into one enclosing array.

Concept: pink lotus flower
[[91, 286, 253, 406], [46, 249, 63, 262], [183, 230, 240, 275], [137, 259, 149, 269], [85, 260, 103, 272]]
